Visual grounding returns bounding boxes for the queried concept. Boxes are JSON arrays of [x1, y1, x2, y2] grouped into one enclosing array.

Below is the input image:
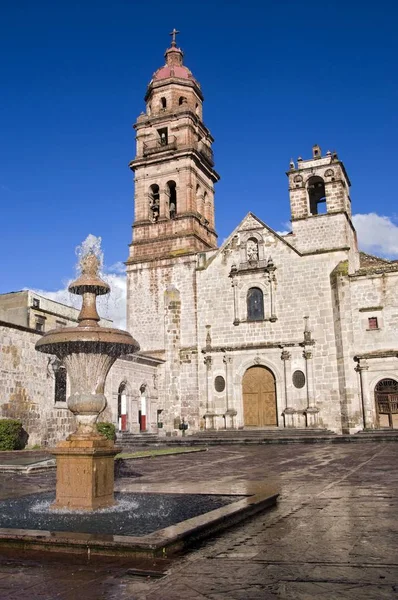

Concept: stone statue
[[247, 239, 259, 262]]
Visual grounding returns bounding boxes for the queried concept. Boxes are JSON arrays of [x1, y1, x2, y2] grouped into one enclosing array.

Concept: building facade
[[0, 290, 110, 332], [126, 38, 398, 435]]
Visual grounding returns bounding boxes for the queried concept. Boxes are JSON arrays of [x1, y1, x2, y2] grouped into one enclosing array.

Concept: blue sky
[[1, 0, 397, 309]]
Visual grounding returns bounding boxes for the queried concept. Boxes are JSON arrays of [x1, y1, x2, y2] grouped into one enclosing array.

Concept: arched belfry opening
[[166, 180, 177, 218], [308, 176, 326, 215], [242, 366, 277, 427], [149, 184, 160, 222]]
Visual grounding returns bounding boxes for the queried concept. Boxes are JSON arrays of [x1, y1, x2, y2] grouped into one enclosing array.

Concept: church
[[1, 34, 398, 446], [125, 32, 398, 435]]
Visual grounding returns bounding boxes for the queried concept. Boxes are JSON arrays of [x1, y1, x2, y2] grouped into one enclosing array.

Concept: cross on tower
[[169, 28, 180, 47]]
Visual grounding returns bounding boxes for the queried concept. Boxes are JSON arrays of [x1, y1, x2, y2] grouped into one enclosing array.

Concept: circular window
[[214, 376, 226, 393], [292, 370, 306, 389]]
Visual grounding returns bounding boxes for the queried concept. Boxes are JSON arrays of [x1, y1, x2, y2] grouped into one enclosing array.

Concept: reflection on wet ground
[[0, 442, 397, 599]]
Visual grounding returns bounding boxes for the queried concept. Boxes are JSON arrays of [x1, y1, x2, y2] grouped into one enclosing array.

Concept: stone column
[[281, 349, 295, 428], [230, 267, 239, 325], [303, 348, 319, 428], [223, 354, 236, 429], [204, 355, 215, 429], [267, 262, 277, 321], [159, 187, 166, 219], [355, 359, 375, 429]]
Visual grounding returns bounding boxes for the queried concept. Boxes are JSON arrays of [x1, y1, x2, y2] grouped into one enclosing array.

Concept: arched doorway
[[242, 366, 277, 427], [375, 379, 398, 428], [117, 383, 128, 432]]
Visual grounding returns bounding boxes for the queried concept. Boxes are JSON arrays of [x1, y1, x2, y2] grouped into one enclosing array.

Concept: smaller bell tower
[[287, 146, 359, 266], [127, 31, 220, 264]]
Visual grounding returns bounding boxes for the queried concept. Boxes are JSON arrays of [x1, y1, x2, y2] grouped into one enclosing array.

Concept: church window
[[368, 317, 379, 330], [32, 298, 40, 308], [158, 127, 168, 146], [166, 180, 177, 219], [195, 103, 199, 115], [247, 288, 264, 321], [160, 97, 167, 109], [179, 96, 187, 105], [307, 176, 326, 215], [293, 370, 306, 389], [54, 364, 67, 403]]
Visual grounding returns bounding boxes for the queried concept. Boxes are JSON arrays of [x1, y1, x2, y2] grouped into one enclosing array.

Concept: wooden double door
[[243, 366, 277, 427]]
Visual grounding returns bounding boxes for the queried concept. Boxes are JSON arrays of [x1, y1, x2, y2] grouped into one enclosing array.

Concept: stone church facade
[[1, 36, 397, 444], [126, 37, 398, 435]]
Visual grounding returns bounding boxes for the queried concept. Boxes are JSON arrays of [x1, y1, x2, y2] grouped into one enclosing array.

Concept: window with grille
[[368, 317, 379, 330]]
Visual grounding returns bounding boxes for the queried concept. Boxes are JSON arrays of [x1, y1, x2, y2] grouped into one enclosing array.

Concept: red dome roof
[[153, 64, 194, 81], [149, 44, 200, 88]]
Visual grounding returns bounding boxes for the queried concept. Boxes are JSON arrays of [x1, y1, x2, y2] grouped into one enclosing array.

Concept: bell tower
[[127, 31, 220, 264], [286, 145, 359, 270]]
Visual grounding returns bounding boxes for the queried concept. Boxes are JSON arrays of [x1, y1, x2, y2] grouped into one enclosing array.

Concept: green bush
[[0, 419, 26, 451], [96, 422, 116, 441]]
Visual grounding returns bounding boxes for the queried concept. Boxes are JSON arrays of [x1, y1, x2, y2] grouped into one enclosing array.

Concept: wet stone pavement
[[0, 443, 398, 599]]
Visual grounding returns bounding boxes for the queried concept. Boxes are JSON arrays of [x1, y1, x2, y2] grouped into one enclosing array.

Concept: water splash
[[31, 497, 140, 515], [75, 234, 104, 275]]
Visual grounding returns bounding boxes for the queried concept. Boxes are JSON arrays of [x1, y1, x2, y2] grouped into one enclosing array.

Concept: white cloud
[[353, 213, 398, 258], [105, 261, 126, 275]]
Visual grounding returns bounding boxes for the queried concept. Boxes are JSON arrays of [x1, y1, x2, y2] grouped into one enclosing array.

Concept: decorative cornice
[[202, 340, 311, 353]]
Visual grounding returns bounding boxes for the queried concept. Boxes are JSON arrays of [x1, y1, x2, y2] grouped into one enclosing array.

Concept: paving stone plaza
[[0, 442, 397, 599]]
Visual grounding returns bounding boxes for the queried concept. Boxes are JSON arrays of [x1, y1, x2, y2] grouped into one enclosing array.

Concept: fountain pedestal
[[51, 437, 121, 511]]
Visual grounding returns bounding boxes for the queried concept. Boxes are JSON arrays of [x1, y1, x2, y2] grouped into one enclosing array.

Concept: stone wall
[[0, 321, 160, 446], [333, 265, 398, 429], [0, 321, 75, 447]]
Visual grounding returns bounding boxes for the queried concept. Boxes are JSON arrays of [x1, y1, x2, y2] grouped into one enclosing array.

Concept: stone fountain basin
[[36, 326, 139, 355], [0, 481, 278, 558]]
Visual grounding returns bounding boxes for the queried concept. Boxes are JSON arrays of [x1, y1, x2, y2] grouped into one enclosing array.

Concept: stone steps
[[117, 427, 398, 449]]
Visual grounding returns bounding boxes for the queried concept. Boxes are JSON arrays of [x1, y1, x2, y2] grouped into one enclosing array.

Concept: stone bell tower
[[127, 30, 220, 264], [286, 145, 359, 270]]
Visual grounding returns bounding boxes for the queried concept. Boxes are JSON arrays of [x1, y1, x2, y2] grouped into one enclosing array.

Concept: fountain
[[35, 243, 139, 510], [0, 241, 278, 558]]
